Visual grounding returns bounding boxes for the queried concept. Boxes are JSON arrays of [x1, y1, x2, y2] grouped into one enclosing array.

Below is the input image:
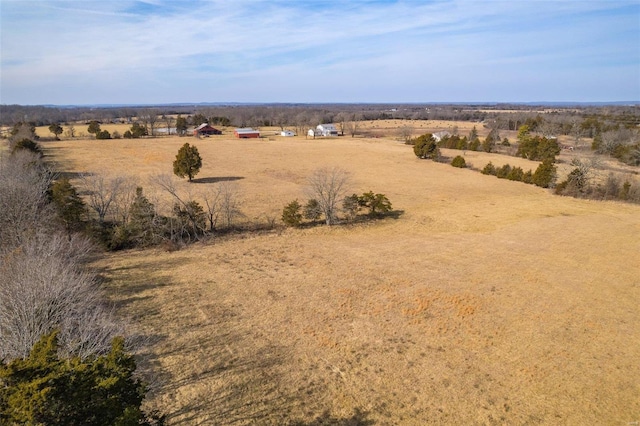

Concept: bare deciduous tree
[[139, 110, 159, 136], [0, 232, 123, 361], [346, 114, 361, 138], [65, 123, 76, 138], [152, 174, 206, 242], [111, 178, 138, 225], [201, 187, 222, 232], [81, 174, 125, 224], [218, 182, 243, 228], [0, 150, 56, 250], [163, 114, 175, 136], [398, 125, 414, 143], [570, 118, 583, 149], [306, 167, 351, 225]]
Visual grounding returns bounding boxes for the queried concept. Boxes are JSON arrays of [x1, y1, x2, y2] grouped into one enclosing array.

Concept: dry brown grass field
[[41, 126, 640, 425]]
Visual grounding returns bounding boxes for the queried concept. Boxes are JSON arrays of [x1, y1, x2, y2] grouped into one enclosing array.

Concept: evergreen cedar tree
[[175, 115, 188, 136], [282, 199, 303, 227], [173, 143, 203, 182], [11, 138, 42, 155], [357, 191, 392, 215], [48, 123, 63, 139], [412, 134, 440, 160], [0, 331, 164, 425], [51, 177, 86, 232], [451, 155, 467, 168], [87, 121, 101, 135]]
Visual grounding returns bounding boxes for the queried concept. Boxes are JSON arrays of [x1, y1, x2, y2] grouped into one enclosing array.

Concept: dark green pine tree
[[0, 331, 164, 425], [173, 143, 202, 182]]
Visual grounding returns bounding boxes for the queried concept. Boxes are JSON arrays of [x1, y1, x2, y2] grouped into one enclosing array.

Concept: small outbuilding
[[193, 123, 222, 136], [280, 130, 295, 137], [234, 128, 260, 138]]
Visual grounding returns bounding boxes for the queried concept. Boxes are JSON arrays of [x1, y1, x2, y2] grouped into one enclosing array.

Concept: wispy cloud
[[1, 0, 638, 104]]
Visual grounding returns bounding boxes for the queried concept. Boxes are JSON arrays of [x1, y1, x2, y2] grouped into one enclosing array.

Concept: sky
[[1, 0, 639, 105]]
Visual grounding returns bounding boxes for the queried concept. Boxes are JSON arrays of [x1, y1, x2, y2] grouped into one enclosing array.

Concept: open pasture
[[44, 131, 640, 424]]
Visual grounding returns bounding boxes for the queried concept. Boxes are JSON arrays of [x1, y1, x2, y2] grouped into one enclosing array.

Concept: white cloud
[[1, 0, 638, 104]]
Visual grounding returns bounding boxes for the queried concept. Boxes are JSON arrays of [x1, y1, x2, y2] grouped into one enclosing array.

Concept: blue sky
[[1, 0, 639, 105]]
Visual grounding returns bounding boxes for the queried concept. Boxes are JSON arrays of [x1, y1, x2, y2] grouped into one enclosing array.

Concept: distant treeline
[[2, 103, 639, 134]]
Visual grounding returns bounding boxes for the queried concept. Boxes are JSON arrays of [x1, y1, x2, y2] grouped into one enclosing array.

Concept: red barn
[[193, 123, 222, 136], [234, 128, 260, 138]]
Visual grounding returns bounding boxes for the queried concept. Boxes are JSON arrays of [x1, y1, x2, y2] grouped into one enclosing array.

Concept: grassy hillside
[[44, 131, 640, 424]]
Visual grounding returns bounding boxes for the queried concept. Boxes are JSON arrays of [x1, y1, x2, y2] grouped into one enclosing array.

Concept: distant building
[[234, 128, 260, 138], [193, 123, 222, 136], [280, 130, 295, 137], [316, 124, 338, 137], [432, 131, 451, 142]]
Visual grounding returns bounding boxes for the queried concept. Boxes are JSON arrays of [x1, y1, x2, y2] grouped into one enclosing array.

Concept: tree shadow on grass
[[289, 409, 375, 425], [191, 176, 244, 184], [380, 209, 405, 220], [53, 170, 87, 180], [101, 256, 373, 425]]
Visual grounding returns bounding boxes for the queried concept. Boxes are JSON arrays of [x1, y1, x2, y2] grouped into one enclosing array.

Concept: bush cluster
[[451, 156, 467, 168], [282, 191, 393, 227], [556, 171, 640, 202], [124, 122, 148, 139], [516, 135, 561, 161], [481, 160, 553, 188], [0, 332, 164, 425]]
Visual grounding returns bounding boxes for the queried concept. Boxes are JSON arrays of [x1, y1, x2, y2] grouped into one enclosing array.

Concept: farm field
[[43, 130, 640, 424]]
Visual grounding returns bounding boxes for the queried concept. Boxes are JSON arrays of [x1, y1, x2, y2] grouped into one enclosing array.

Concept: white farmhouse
[[316, 124, 338, 137], [432, 131, 451, 142]]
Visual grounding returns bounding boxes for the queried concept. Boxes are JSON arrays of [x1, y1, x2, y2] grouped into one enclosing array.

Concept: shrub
[[619, 180, 631, 200], [481, 162, 496, 175], [517, 136, 560, 162], [342, 194, 360, 220], [282, 200, 303, 227], [126, 187, 164, 246], [87, 121, 101, 136], [532, 159, 557, 188], [554, 179, 569, 195], [412, 134, 440, 160], [455, 137, 469, 150], [50, 178, 86, 232], [96, 129, 111, 139], [495, 164, 512, 179], [11, 138, 42, 155], [506, 166, 524, 181], [303, 199, 322, 221], [0, 331, 164, 425], [358, 191, 392, 216], [522, 169, 533, 184], [129, 122, 148, 138], [171, 200, 206, 241], [451, 156, 466, 168]]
